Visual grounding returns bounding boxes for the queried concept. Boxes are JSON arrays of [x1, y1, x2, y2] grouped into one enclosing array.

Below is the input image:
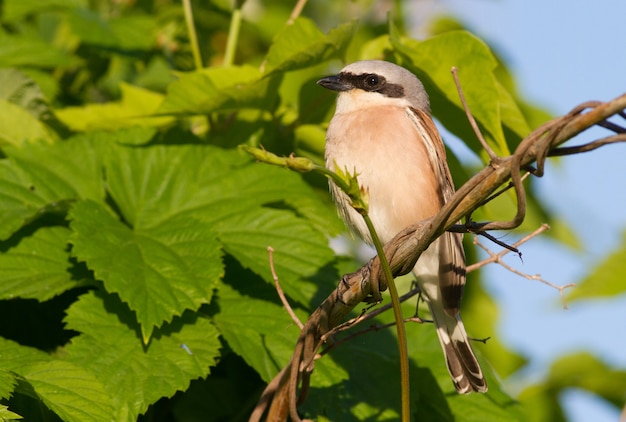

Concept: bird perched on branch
[[318, 60, 487, 394]]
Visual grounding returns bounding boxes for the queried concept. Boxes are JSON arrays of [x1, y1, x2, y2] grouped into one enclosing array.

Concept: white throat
[[335, 90, 413, 114]]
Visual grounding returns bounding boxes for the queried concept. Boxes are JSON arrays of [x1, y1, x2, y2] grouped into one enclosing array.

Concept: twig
[[548, 133, 626, 156], [451, 66, 499, 161], [470, 225, 576, 309], [597, 120, 626, 133], [450, 66, 528, 233], [319, 316, 426, 359], [267, 246, 304, 330], [467, 223, 550, 273]]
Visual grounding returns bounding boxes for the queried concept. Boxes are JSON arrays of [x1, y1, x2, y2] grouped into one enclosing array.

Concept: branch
[[248, 93, 626, 421]]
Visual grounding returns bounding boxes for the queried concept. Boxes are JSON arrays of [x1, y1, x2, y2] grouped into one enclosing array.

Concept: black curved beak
[[317, 74, 352, 92]]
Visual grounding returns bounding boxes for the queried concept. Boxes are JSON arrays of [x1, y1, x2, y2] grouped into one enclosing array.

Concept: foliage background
[[0, 0, 624, 421]]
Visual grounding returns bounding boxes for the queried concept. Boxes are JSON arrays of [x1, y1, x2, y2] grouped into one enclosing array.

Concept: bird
[[317, 60, 487, 394]]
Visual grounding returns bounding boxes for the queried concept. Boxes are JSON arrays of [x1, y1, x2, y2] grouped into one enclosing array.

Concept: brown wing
[[409, 107, 466, 316]]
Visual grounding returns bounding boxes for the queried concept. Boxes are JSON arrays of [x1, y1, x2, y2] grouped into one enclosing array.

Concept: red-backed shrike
[[318, 60, 487, 394]]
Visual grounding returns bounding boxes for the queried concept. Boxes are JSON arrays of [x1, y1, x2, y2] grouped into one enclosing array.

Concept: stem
[[363, 215, 410, 422], [287, 0, 308, 24], [223, 6, 243, 66], [182, 0, 203, 70]]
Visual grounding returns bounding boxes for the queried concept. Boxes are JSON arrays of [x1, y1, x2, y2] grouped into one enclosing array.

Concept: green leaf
[[263, 18, 356, 75], [0, 226, 78, 301], [213, 281, 305, 382], [55, 83, 172, 131], [157, 66, 281, 115], [518, 384, 566, 422], [69, 199, 222, 343], [216, 208, 336, 306], [519, 353, 626, 421], [183, 154, 338, 305], [0, 69, 51, 121], [390, 27, 529, 157], [64, 290, 221, 421], [0, 135, 107, 240], [67, 142, 335, 340], [0, 100, 56, 146], [65, 8, 116, 48], [0, 338, 114, 422], [2, 0, 87, 22], [0, 370, 18, 401], [107, 16, 157, 51], [548, 353, 626, 408], [67, 8, 156, 51], [568, 229, 626, 301], [0, 404, 22, 421], [15, 361, 114, 422], [0, 34, 80, 69], [65, 8, 156, 51]]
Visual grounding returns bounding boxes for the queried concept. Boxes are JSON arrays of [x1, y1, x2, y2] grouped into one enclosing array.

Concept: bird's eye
[[365, 74, 380, 87]]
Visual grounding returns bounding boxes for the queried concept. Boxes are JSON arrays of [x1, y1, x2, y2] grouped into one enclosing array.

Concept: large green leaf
[[69, 143, 335, 340], [55, 83, 172, 131], [0, 338, 114, 422], [263, 18, 356, 75], [0, 226, 78, 301], [63, 290, 221, 421], [157, 65, 282, 115], [69, 199, 223, 343], [216, 209, 337, 306], [0, 136, 107, 240]]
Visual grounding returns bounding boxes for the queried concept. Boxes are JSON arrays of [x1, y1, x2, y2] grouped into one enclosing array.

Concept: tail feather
[[413, 243, 487, 394], [434, 310, 487, 394]]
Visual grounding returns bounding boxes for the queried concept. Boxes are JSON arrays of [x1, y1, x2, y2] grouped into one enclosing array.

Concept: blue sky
[[414, 1, 626, 420]]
